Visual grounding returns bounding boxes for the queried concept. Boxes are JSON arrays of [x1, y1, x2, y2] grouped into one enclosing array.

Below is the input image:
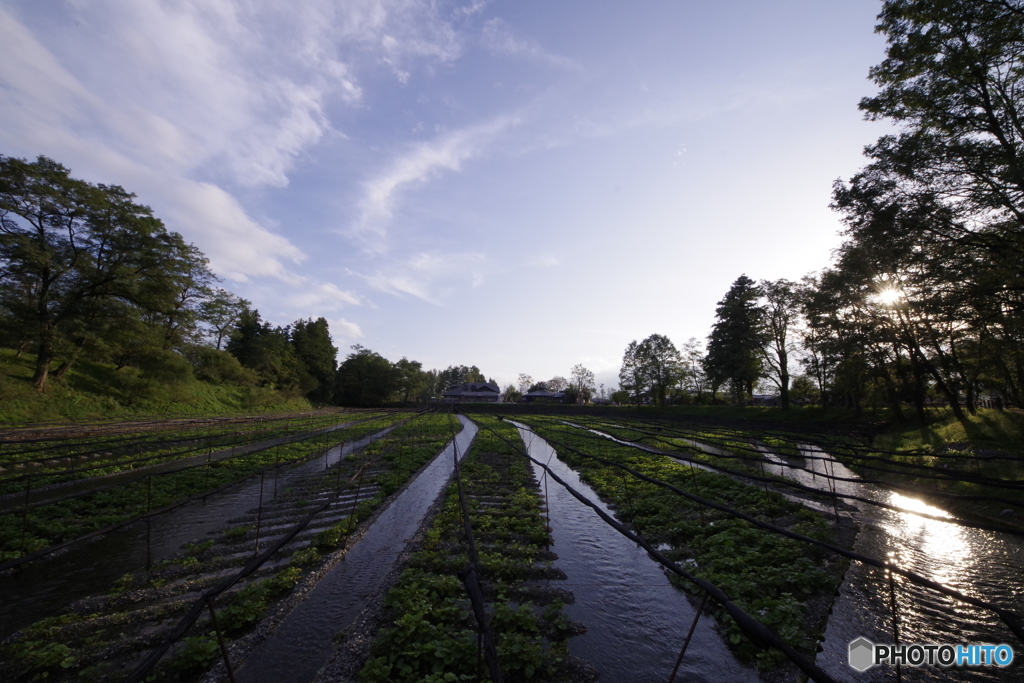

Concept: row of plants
[[519, 416, 847, 671], [0, 410, 381, 494], [359, 415, 583, 683], [0, 413, 407, 560], [0, 411, 462, 681]]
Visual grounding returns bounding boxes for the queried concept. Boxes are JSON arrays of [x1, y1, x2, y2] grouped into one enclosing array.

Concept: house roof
[[442, 381, 500, 397], [522, 389, 565, 399]]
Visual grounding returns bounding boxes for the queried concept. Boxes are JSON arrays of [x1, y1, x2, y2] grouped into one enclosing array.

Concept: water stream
[[0, 425, 398, 640], [514, 423, 759, 683], [233, 415, 479, 683], [780, 447, 1024, 682], [557, 420, 1024, 680]]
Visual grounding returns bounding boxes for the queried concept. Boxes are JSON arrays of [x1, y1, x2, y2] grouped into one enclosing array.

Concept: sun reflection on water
[[883, 492, 973, 589]]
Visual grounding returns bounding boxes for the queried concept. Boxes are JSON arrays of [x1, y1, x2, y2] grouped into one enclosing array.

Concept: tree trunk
[[54, 336, 88, 380], [32, 332, 54, 391]]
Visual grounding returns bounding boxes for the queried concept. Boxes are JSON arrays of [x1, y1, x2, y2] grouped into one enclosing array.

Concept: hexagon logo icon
[[848, 637, 876, 672]]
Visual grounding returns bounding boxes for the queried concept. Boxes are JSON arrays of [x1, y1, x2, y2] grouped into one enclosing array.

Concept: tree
[[226, 308, 313, 394], [437, 365, 484, 391], [705, 275, 765, 403], [291, 317, 337, 403], [394, 357, 426, 402], [569, 364, 595, 404], [610, 389, 631, 404], [0, 155, 202, 390], [546, 376, 568, 391], [517, 373, 534, 394], [635, 334, 682, 406], [680, 337, 709, 401], [619, 340, 646, 405], [334, 345, 399, 406], [759, 279, 802, 409], [200, 288, 250, 350], [861, 0, 1024, 251], [503, 384, 522, 402]]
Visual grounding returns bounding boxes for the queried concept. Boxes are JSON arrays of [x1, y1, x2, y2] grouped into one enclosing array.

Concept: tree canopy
[[0, 155, 214, 390]]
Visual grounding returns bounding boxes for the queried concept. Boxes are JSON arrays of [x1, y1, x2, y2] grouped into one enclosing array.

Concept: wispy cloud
[[480, 18, 580, 71], [351, 117, 517, 248], [288, 282, 362, 311], [331, 318, 365, 342], [363, 251, 487, 303], [0, 1, 465, 281]]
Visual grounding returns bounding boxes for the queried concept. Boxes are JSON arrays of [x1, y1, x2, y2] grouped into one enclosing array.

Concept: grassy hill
[[0, 349, 311, 423]]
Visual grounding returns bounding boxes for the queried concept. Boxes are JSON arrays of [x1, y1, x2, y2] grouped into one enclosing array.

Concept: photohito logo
[[848, 637, 1014, 672]]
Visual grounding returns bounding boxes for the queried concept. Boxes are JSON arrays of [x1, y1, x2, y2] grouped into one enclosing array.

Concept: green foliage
[[361, 417, 571, 683], [291, 317, 337, 403], [705, 275, 765, 403], [289, 546, 322, 567], [334, 345, 401, 406], [169, 635, 219, 675]]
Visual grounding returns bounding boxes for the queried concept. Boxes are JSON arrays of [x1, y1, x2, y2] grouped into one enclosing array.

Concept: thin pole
[[146, 476, 153, 570], [208, 599, 237, 683], [253, 470, 265, 555], [668, 592, 710, 683], [20, 475, 31, 556]]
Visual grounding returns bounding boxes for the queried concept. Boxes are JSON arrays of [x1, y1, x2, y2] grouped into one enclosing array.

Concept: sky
[[0, 0, 897, 392]]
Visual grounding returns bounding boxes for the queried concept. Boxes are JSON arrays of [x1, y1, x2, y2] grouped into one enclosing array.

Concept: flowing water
[[775, 447, 1024, 682], [0, 425, 398, 640], [558, 421, 1024, 681], [234, 415, 479, 683], [514, 423, 759, 683]]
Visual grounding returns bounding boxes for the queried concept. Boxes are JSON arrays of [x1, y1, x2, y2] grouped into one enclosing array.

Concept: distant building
[[521, 389, 566, 403], [442, 381, 502, 403]]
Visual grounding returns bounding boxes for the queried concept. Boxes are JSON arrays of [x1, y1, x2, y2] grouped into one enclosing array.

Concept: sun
[[874, 288, 904, 306]]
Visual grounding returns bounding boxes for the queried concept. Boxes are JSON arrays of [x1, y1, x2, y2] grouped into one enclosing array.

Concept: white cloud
[[0, 1, 466, 281], [352, 117, 516, 247], [530, 254, 561, 268], [480, 18, 580, 71], [288, 282, 362, 311], [363, 251, 487, 303], [331, 318, 365, 341]]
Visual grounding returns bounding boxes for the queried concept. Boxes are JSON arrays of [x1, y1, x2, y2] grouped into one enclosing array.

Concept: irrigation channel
[[514, 422, 759, 682], [232, 415, 478, 683], [774, 448, 1024, 682], [0, 414, 404, 640], [534, 415, 1024, 683]]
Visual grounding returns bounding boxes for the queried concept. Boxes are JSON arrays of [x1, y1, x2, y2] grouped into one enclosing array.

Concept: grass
[[873, 407, 1024, 457], [0, 348, 311, 423]]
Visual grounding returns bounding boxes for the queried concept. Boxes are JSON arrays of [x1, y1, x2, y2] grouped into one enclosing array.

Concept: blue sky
[[0, 0, 894, 391]]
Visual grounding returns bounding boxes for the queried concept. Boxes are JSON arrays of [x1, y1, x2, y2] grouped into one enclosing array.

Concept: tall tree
[[394, 357, 425, 402], [0, 155, 200, 390], [226, 308, 313, 393], [705, 275, 765, 403], [569, 364, 596, 404], [200, 288, 250, 350], [759, 279, 802, 409], [619, 340, 646, 405], [291, 317, 337, 403], [635, 334, 682, 407]]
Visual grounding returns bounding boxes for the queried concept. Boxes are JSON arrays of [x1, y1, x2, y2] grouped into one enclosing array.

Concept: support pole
[[668, 592, 709, 683], [207, 599, 237, 683], [254, 470, 265, 556]]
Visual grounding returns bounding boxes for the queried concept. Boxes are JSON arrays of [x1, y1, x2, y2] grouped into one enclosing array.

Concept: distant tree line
[[0, 154, 491, 408]]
